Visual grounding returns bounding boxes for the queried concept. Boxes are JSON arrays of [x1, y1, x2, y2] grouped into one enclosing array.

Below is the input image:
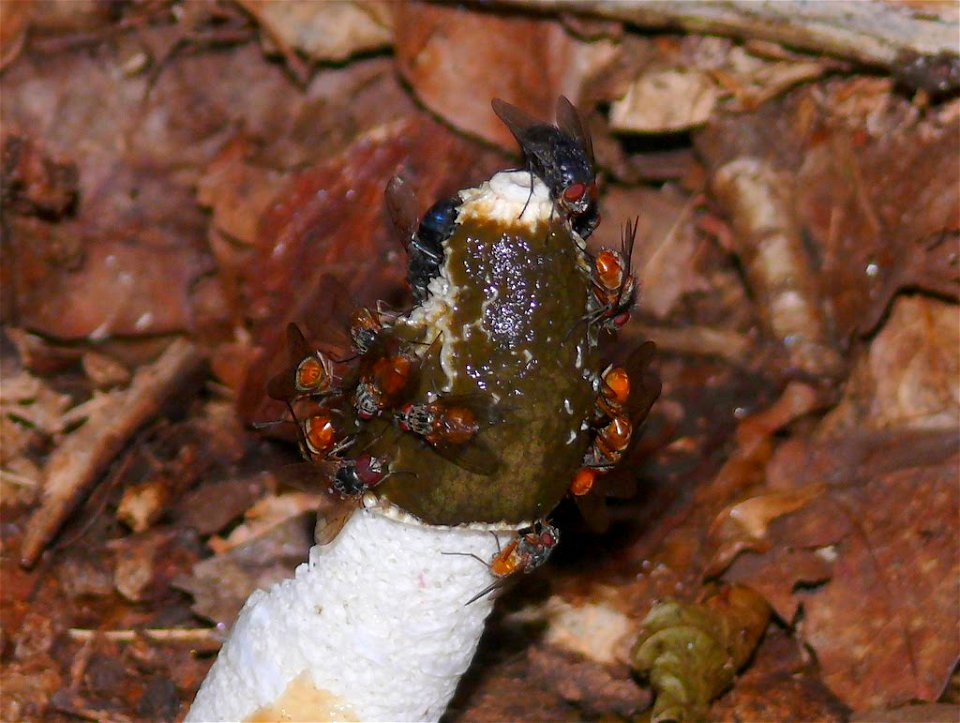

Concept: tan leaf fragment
[[610, 69, 720, 133], [240, 0, 392, 64], [821, 296, 960, 435]]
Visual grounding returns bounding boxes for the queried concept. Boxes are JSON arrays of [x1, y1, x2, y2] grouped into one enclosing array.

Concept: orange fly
[[395, 394, 504, 476]]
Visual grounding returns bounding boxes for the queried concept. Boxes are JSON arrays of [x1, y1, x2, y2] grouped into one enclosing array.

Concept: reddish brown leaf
[[724, 439, 959, 710], [394, 1, 612, 148], [235, 114, 502, 421]]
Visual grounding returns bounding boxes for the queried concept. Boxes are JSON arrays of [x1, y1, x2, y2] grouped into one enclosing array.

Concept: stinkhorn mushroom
[[188, 99, 655, 722]]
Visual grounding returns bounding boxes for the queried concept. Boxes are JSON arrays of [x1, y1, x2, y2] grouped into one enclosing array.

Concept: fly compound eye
[[570, 468, 596, 496], [562, 182, 587, 203], [561, 182, 592, 214]]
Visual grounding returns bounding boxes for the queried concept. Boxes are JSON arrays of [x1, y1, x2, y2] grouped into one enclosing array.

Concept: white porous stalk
[[188, 508, 507, 722]]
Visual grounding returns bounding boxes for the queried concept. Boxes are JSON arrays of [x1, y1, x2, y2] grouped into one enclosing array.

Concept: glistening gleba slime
[[188, 97, 660, 723]]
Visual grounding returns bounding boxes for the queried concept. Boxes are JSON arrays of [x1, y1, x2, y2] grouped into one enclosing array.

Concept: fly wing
[[266, 323, 313, 402], [429, 435, 501, 477], [385, 175, 420, 241], [314, 494, 356, 546], [556, 95, 594, 166], [436, 393, 509, 427], [274, 460, 337, 493], [615, 218, 640, 312], [491, 98, 542, 144], [624, 340, 660, 425]]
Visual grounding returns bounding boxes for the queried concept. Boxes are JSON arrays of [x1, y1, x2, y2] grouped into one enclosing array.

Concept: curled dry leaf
[[723, 436, 959, 710], [240, 0, 392, 65], [592, 187, 712, 320], [705, 483, 826, 578], [394, 1, 616, 147], [630, 584, 770, 722], [175, 513, 314, 626], [610, 68, 720, 133], [820, 296, 959, 435]]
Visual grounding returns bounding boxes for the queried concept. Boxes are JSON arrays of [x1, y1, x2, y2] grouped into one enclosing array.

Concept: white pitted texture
[[187, 509, 506, 722]]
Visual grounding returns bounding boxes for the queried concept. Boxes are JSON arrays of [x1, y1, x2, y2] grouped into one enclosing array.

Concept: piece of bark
[[20, 338, 204, 567], [493, 0, 960, 76]]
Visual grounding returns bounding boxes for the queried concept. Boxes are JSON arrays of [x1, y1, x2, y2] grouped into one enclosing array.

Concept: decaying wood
[[495, 0, 959, 72], [708, 157, 844, 378], [20, 339, 204, 567]]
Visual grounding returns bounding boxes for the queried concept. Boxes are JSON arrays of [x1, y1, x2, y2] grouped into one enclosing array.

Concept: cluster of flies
[[261, 97, 652, 603]]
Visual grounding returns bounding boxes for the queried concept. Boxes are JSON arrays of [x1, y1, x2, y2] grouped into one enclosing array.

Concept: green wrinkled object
[[631, 585, 770, 722]]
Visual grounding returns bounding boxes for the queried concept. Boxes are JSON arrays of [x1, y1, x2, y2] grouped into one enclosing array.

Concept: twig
[[20, 338, 205, 567], [67, 627, 224, 650], [625, 324, 752, 366]]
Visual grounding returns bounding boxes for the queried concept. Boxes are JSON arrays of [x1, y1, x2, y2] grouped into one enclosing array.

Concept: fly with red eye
[[310, 273, 399, 363], [395, 393, 505, 476], [352, 333, 441, 421], [586, 218, 638, 333], [491, 96, 600, 240], [274, 452, 393, 546], [450, 520, 561, 605], [570, 341, 661, 532], [354, 344, 417, 421], [266, 323, 338, 404]]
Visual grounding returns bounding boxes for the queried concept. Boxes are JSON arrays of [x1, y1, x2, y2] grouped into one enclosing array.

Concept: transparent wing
[[556, 95, 594, 165]]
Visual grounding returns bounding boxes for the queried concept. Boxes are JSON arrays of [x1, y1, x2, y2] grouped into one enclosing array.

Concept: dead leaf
[[175, 513, 313, 626], [821, 296, 959, 435], [724, 443, 959, 710], [711, 626, 849, 721], [611, 68, 720, 133], [0, 1, 32, 71], [394, 1, 616, 148], [706, 484, 826, 577], [240, 0, 392, 64]]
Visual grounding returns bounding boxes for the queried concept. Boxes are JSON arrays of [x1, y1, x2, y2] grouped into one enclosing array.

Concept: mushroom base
[[187, 509, 508, 722]]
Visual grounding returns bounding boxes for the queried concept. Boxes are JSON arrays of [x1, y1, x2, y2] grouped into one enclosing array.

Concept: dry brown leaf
[[206, 491, 321, 555], [592, 187, 712, 319], [241, 0, 392, 64], [0, 1, 32, 71], [820, 296, 959, 435], [175, 513, 313, 626], [711, 627, 849, 721], [611, 69, 720, 133], [705, 484, 826, 577], [394, 1, 616, 148], [724, 442, 959, 710]]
